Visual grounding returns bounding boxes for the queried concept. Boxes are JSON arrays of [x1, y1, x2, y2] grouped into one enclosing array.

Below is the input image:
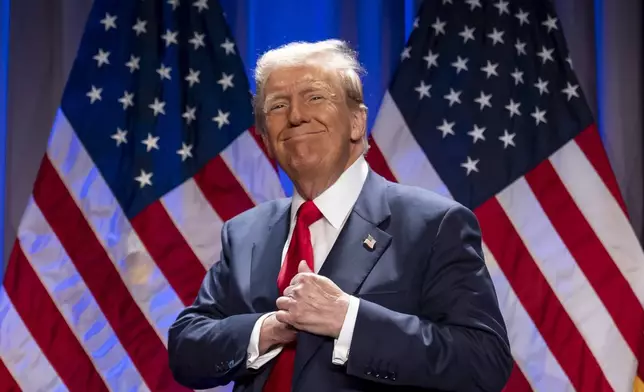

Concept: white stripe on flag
[[0, 288, 66, 391], [161, 178, 224, 270], [370, 92, 453, 199], [550, 140, 644, 306], [496, 177, 635, 392], [17, 198, 150, 392], [46, 109, 185, 345], [482, 243, 574, 392]]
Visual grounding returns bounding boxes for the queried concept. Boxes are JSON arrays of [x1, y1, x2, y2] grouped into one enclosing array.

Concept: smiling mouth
[[283, 131, 324, 141]]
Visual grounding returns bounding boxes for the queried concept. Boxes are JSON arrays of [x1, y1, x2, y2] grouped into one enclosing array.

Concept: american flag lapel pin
[[363, 234, 376, 251]]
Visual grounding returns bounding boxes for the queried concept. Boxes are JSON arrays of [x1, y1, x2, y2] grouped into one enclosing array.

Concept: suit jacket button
[[375, 373, 380, 378]]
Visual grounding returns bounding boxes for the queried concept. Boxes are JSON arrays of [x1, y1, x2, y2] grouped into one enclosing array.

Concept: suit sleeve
[[167, 220, 265, 389], [345, 204, 513, 392]]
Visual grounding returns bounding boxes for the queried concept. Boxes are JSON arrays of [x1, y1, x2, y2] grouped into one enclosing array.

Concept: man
[[168, 39, 513, 392]]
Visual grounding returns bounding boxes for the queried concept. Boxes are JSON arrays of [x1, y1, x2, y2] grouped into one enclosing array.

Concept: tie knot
[[297, 200, 322, 227]]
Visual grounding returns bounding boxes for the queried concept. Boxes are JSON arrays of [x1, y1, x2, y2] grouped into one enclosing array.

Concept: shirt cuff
[[246, 312, 284, 369], [332, 295, 360, 365]]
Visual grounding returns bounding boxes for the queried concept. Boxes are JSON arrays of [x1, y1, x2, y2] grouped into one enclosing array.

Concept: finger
[[298, 260, 312, 273], [275, 310, 291, 325], [276, 296, 295, 310]]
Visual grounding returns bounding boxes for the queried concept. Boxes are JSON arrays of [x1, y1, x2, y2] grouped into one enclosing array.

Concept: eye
[[309, 95, 324, 102], [269, 103, 286, 111]]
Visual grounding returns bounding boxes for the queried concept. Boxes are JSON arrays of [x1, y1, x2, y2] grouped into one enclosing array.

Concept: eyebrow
[[263, 81, 336, 106]]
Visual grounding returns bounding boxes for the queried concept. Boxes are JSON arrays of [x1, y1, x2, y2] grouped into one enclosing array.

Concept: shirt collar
[[290, 155, 369, 229]]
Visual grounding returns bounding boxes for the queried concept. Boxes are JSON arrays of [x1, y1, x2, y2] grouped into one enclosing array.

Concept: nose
[[287, 99, 309, 126]]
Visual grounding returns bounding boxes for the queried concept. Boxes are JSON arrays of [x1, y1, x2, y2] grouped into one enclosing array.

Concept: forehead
[[264, 65, 341, 94]]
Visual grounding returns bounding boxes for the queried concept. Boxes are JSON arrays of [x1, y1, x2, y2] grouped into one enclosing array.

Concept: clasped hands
[[259, 261, 350, 354]]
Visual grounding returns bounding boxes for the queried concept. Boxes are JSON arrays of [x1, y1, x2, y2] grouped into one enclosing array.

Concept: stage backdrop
[[2, 0, 642, 269]]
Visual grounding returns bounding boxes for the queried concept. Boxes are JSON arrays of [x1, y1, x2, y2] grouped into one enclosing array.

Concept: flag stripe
[[502, 364, 534, 392], [0, 284, 67, 392], [18, 198, 149, 391], [496, 176, 634, 391], [574, 125, 628, 215], [0, 359, 20, 392], [220, 130, 285, 204], [483, 243, 573, 392], [130, 202, 206, 306], [247, 125, 278, 172], [526, 153, 644, 378], [549, 138, 644, 307], [365, 136, 399, 183], [5, 243, 109, 391], [161, 178, 225, 270], [33, 157, 189, 391], [46, 110, 186, 344], [193, 154, 256, 222], [476, 197, 613, 391]]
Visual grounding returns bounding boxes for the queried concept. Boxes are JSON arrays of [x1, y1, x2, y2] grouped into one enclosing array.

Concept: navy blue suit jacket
[[168, 170, 513, 391]]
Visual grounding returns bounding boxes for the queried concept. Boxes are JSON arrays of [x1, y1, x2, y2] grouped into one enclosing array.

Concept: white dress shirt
[[246, 155, 369, 369]]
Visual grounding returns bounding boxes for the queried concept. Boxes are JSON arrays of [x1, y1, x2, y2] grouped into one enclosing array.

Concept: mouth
[[282, 130, 324, 141]]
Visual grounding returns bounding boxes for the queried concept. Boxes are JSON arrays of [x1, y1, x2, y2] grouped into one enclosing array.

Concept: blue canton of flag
[[61, 0, 253, 219]]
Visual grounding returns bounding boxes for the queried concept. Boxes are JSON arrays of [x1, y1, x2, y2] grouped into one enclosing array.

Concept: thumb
[[298, 260, 312, 273]]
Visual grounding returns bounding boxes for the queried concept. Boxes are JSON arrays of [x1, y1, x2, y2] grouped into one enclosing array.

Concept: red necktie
[[263, 200, 322, 392]]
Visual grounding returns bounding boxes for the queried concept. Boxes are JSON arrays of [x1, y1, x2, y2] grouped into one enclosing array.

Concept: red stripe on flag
[[194, 155, 255, 221], [0, 359, 20, 392], [574, 125, 628, 215], [364, 135, 398, 183], [247, 126, 278, 172], [502, 363, 533, 392], [130, 202, 206, 306], [4, 242, 108, 392], [33, 158, 190, 392], [475, 198, 613, 392], [525, 159, 644, 379]]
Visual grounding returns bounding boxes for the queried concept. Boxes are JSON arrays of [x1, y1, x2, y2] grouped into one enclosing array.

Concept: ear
[[349, 108, 367, 143]]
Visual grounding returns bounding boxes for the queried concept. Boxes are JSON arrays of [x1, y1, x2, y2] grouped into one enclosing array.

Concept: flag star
[[465, 0, 482, 10], [125, 55, 140, 73], [135, 170, 153, 188], [132, 18, 147, 35], [562, 82, 580, 101], [474, 91, 492, 110], [499, 130, 516, 148], [93, 49, 110, 67], [161, 29, 178, 47], [185, 68, 201, 87], [193, 0, 209, 13], [487, 28, 505, 45], [516, 9, 530, 26], [437, 119, 456, 138], [189, 32, 206, 50], [415, 81, 431, 99], [212, 110, 230, 129], [217, 73, 235, 91], [118, 91, 134, 110], [413, 17, 419, 29], [87, 85, 102, 103], [537, 46, 554, 64], [515, 39, 527, 55], [505, 99, 521, 117], [221, 38, 236, 55], [481, 61, 499, 78], [149, 98, 166, 116], [542, 15, 558, 32], [494, 0, 510, 15], [431, 18, 446, 35], [423, 50, 439, 69], [459, 26, 475, 43], [183, 106, 197, 124], [156, 64, 172, 80], [444, 88, 462, 107], [400, 46, 412, 61], [168, 0, 180, 10], [534, 78, 549, 95], [111, 128, 128, 146], [177, 143, 194, 161], [100, 13, 117, 31], [451, 56, 469, 74], [461, 156, 480, 175], [468, 125, 486, 143], [566, 56, 574, 68], [511, 68, 524, 85], [142, 133, 160, 152], [531, 107, 547, 125]]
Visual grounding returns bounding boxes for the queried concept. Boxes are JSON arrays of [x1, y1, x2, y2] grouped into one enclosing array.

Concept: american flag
[[0, 0, 282, 390], [364, 0, 644, 391]]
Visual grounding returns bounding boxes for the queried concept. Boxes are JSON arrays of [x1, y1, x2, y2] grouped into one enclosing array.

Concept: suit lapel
[[249, 200, 291, 313], [292, 170, 392, 388]]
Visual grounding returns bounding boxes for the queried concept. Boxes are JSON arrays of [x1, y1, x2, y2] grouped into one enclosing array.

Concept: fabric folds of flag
[[365, 0, 644, 391], [0, 0, 283, 390]]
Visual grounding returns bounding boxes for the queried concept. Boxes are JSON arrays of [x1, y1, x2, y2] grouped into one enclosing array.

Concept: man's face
[[260, 64, 365, 182]]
